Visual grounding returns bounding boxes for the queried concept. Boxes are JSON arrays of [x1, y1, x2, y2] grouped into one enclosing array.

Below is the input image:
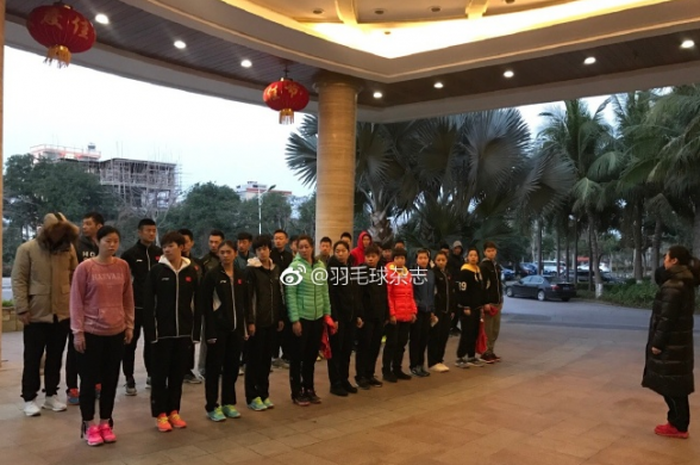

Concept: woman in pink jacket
[[70, 226, 134, 447]]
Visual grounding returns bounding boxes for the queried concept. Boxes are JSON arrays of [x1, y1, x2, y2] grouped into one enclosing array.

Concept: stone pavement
[[0, 308, 698, 465]]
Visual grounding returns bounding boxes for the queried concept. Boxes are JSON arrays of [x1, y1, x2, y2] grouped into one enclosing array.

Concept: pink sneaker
[[99, 423, 117, 443], [654, 423, 689, 439], [85, 425, 104, 446]]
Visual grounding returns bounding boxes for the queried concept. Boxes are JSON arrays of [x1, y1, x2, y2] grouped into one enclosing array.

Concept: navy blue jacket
[[413, 266, 436, 313]]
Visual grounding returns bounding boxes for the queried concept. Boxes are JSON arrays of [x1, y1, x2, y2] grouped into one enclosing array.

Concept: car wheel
[[537, 290, 546, 301], [506, 287, 514, 297], [562, 297, 570, 302]]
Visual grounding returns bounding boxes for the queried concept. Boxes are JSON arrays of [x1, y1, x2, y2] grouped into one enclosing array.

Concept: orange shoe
[[168, 410, 187, 429], [156, 413, 172, 432]]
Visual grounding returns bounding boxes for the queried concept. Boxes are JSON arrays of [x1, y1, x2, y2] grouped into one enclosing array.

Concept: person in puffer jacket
[[350, 231, 372, 266], [382, 247, 416, 383], [284, 235, 332, 406]]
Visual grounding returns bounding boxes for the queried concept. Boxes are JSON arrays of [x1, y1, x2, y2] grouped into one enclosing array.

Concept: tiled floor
[[0, 319, 698, 465]]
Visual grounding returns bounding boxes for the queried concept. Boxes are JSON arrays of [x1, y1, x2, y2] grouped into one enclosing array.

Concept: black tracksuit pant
[[409, 312, 431, 368], [327, 319, 356, 388], [664, 395, 690, 432], [205, 330, 242, 411], [122, 308, 151, 380], [77, 332, 124, 422], [457, 311, 480, 359], [289, 318, 323, 398], [356, 318, 384, 380], [245, 326, 276, 403], [382, 321, 411, 374], [21, 318, 69, 401], [150, 338, 190, 417], [428, 310, 452, 367]]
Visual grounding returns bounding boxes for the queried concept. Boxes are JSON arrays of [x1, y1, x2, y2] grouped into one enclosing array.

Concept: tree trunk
[[589, 213, 603, 298], [633, 199, 644, 283], [573, 216, 578, 285], [652, 216, 662, 273], [587, 224, 593, 292], [565, 222, 571, 280], [556, 228, 562, 277], [537, 219, 544, 275], [694, 206, 700, 257]]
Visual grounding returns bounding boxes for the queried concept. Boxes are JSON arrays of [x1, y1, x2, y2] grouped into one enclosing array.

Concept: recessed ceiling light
[[503, 70, 514, 78], [95, 13, 109, 25], [430, 6, 441, 13], [312, 8, 324, 15], [241, 59, 252, 68], [373, 91, 383, 99], [384, 30, 392, 35], [374, 9, 385, 15], [434, 82, 444, 89], [681, 39, 695, 49], [584, 56, 597, 65], [174, 40, 187, 49]]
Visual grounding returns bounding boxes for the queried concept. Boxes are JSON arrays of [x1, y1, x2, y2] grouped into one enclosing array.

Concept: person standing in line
[[121, 219, 161, 395], [245, 235, 284, 411], [455, 248, 487, 368], [350, 231, 372, 266], [642, 245, 698, 439], [286, 235, 332, 406], [340, 232, 353, 248], [409, 249, 435, 378], [271, 229, 293, 272], [447, 241, 465, 336], [235, 232, 253, 271], [270, 229, 293, 369], [13, 213, 79, 417], [70, 226, 134, 446], [66, 212, 104, 406], [480, 241, 503, 363], [179, 228, 204, 385], [143, 232, 201, 432], [428, 251, 456, 373], [316, 236, 333, 266], [198, 229, 224, 378]]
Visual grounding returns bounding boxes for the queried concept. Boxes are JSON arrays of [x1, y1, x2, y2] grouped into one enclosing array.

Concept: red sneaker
[[654, 423, 689, 439], [99, 423, 117, 443], [168, 410, 187, 429], [156, 413, 172, 432]]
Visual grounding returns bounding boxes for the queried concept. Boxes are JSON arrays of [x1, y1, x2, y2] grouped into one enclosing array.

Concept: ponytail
[[667, 245, 700, 286]]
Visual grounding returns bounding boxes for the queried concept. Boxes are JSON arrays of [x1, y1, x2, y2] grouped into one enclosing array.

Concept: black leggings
[[428, 311, 452, 366], [289, 318, 323, 398], [664, 395, 690, 432], [77, 332, 125, 422], [356, 318, 385, 380], [457, 311, 480, 359], [205, 331, 242, 411], [327, 319, 356, 388], [382, 321, 411, 373], [150, 338, 190, 417], [122, 309, 151, 380]]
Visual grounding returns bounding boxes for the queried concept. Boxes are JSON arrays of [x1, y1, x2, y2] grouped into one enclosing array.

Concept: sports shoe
[[480, 353, 497, 364], [654, 422, 689, 439], [292, 394, 310, 406], [43, 395, 67, 412], [467, 357, 486, 367], [272, 358, 285, 369], [248, 397, 267, 411], [343, 382, 358, 394], [394, 370, 412, 380], [305, 390, 322, 404], [239, 365, 245, 376], [330, 385, 349, 397], [168, 410, 187, 428], [95, 384, 101, 399], [492, 353, 502, 362], [207, 407, 226, 422], [410, 366, 422, 377], [222, 405, 241, 418], [383, 372, 398, 383], [99, 423, 117, 443], [24, 399, 41, 417], [84, 424, 104, 446], [262, 398, 274, 409], [156, 413, 172, 432], [455, 357, 469, 368], [125, 378, 137, 396], [430, 363, 449, 373], [146, 377, 152, 389], [67, 388, 80, 405], [418, 366, 431, 377], [368, 377, 383, 387], [356, 377, 371, 390], [183, 371, 202, 384]]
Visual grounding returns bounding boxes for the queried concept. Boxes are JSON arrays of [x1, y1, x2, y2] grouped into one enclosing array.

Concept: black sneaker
[[394, 370, 412, 380], [383, 372, 398, 383], [330, 385, 349, 397], [343, 382, 358, 394], [292, 394, 310, 406], [418, 366, 431, 377], [356, 377, 371, 390], [183, 371, 202, 384], [480, 353, 497, 364], [305, 390, 322, 404], [368, 377, 384, 387], [410, 366, 422, 377]]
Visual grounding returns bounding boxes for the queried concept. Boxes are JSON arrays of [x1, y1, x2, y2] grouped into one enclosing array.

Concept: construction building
[[235, 181, 292, 200]]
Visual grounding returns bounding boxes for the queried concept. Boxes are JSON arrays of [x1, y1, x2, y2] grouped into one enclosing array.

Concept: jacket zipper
[[231, 273, 237, 331], [175, 267, 180, 336]]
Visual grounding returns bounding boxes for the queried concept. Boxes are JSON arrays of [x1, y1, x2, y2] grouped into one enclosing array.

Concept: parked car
[[505, 275, 577, 302], [563, 270, 624, 284], [501, 268, 515, 281], [518, 262, 537, 276]]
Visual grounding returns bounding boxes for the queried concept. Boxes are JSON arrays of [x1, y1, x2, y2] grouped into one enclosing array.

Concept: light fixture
[[95, 13, 109, 25], [503, 70, 514, 78], [312, 8, 324, 15], [434, 82, 444, 89], [430, 6, 441, 13], [373, 91, 383, 99], [174, 40, 187, 49], [584, 56, 596, 65], [681, 39, 695, 49], [374, 9, 386, 15], [241, 59, 252, 68]]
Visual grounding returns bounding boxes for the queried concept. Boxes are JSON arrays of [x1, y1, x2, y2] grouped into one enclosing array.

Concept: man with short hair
[[179, 228, 204, 385], [235, 232, 253, 271], [316, 236, 333, 266], [448, 241, 465, 336], [394, 239, 406, 250], [340, 232, 352, 247], [481, 241, 503, 363], [201, 230, 224, 273], [271, 229, 293, 272], [121, 219, 162, 395], [270, 229, 293, 369]]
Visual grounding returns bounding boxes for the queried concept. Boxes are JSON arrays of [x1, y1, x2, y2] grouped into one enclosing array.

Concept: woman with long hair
[[70, 226, 134, 446], [455, 247, 487, 368], [642, 245, 699, 439]]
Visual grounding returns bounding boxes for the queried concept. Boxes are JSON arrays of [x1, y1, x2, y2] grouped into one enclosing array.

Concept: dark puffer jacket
[[642, 265, 696, 397]]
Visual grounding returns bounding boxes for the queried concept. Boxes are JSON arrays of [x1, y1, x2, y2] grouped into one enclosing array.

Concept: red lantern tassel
[[279, 108, 294, 125], [45, 45, 72, 68]]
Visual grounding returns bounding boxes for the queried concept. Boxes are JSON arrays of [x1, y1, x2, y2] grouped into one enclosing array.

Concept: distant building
[[235, 181, 292, 200], [30, 144, 179, 215]]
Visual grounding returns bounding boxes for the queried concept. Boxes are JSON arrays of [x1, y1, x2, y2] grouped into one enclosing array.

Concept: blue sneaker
[[67, 388, 80, 406], [247, 397, 267, 411], [207, 407, 226, 422], [222, 404, 241, 418], [262, 398, 274, 409]]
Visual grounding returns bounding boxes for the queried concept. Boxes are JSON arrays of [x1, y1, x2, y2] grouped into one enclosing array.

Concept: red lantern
[[263, 78, 310, 125], [26, 2, 96, 68]]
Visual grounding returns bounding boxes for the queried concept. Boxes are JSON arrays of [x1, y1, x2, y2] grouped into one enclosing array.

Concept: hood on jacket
[[665, 264, 699, 288], [39, 212, 79, 253], [356, 231, 372, 250], [159, 255, 191, 272], [350, 231, 373, 266], [247, 256, 276, 270]]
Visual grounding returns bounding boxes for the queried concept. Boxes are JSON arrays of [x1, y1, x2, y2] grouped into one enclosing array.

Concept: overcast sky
[[3, 46, 610, 198]]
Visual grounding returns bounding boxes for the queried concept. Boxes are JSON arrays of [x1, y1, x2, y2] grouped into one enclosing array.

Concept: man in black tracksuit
[[121, 218, 162, 394], [271, 229, 294, 366], [355, 244, 388, 389], [198, 229, 225, 376], [143, 231, 201, 426], [448, 241, 465, 335], [245, 236, 285, 408], [179, 228, 205, 384], [481, 241, 503, 363]]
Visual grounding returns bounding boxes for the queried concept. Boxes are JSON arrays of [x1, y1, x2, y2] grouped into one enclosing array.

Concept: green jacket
[[284, 254, 331, 323]]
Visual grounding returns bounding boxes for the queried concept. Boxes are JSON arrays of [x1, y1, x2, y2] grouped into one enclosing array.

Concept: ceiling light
[[95, 14, 109, 25], [373, 91, 383, 99], [374, 9, 385, 15], [430, 6, 442, 13], [312, 8, 324, 15], [174, 40, 187, 49], [503, 70, 514, 78], [681, 39, 695, 49], [434, 82, 444, 89], [241, 59, 252, 68], [584, 56, 596, 65]]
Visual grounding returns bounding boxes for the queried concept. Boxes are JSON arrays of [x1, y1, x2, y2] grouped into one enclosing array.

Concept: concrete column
[[0, 0, 6, 363], [314, 73, 361, 248]]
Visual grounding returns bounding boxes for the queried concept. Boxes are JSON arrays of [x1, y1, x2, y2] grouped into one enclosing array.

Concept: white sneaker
[[437, 363, 450, 372], [24, 399, 41, 417], [42, 395, 67, 412], [467, 357, 486, 367], [429, 364, 442, 373]]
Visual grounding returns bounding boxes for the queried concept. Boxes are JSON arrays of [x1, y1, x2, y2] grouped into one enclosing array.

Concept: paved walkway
[[0, 298, 698, 465]]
